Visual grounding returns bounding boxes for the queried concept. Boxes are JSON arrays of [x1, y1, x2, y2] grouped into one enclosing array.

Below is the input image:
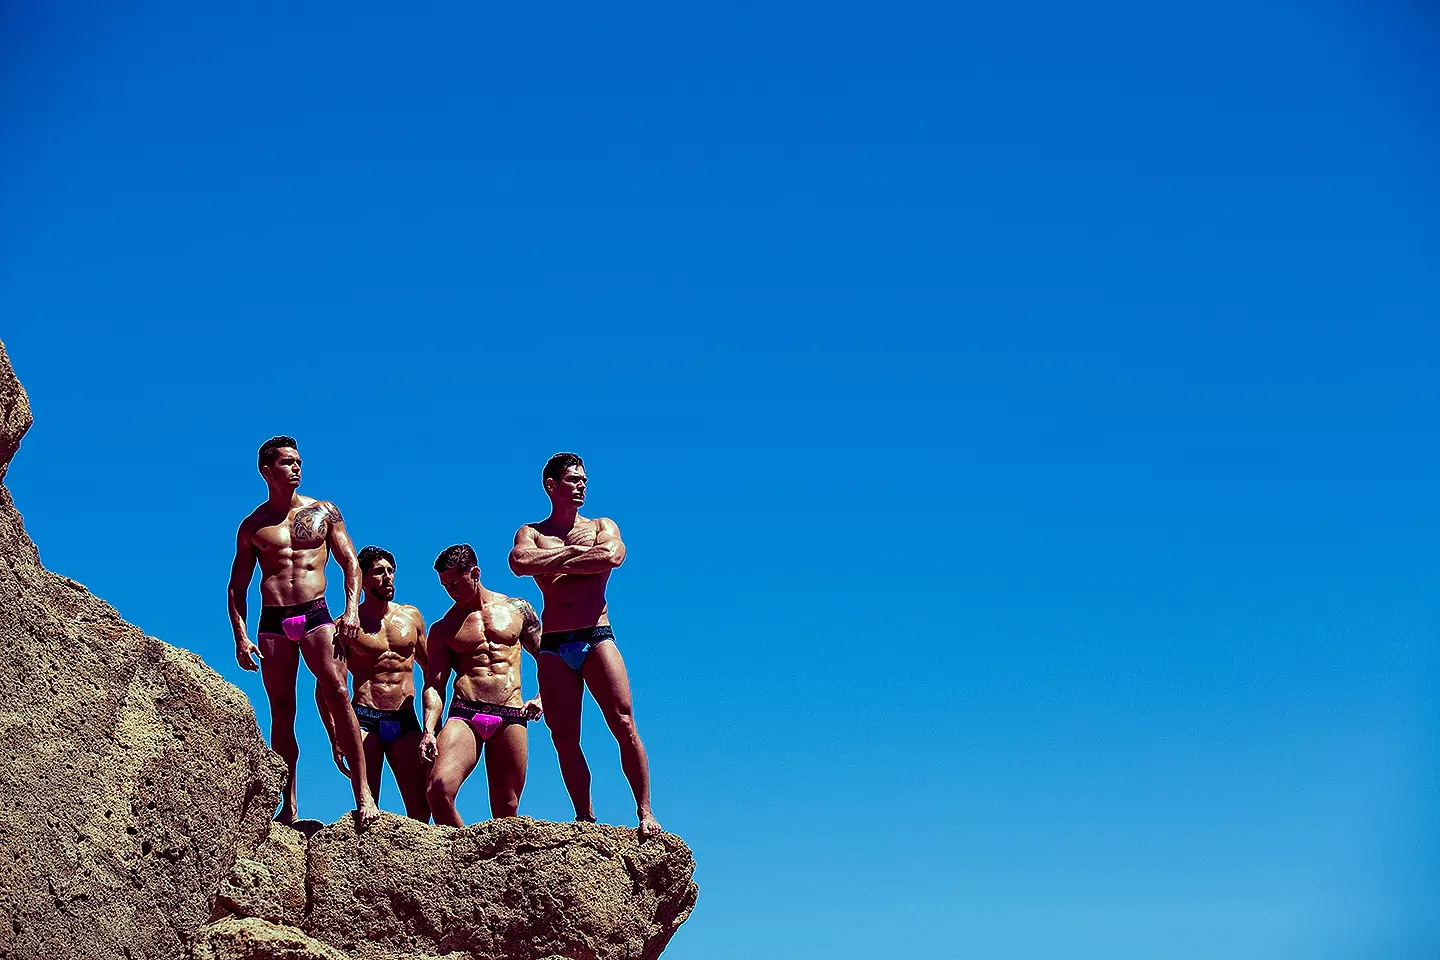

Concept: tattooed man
[[227, 436, 379, 828], [508, 453, 660, 839], [421, 544, 543, 826], [317, 546, 430, 821]]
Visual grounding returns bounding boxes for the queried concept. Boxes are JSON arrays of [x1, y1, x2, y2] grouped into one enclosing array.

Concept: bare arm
[[228, 521, 262, 671], [419, 620, 452, 762], [324, 502, 361, 645], [508, 521, 625, 576], [411, 607, 429, 675], [510, 598, 544, 719], [510, 598, 543, 657], [559, 517, 625, 573], [508, 525, 588, 575]]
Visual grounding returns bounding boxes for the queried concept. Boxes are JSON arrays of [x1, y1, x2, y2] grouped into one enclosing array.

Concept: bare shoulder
[[431, 608, 462, 640], [503, 594, 538, 617], [482, 588, 517, 608], [595, 516, 622, 534], [396, 603, 426, 626], [299, 496, 343, 522]]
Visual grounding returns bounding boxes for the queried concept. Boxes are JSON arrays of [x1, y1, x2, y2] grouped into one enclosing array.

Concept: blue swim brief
[[538, 625, 615, 671]]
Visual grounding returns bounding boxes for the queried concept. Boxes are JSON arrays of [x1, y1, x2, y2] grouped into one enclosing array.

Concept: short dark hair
[[434, 544, 478, 574], [258, 436, 298, 469], [358, 546, 395, 574], [543, 452, 584, 483]]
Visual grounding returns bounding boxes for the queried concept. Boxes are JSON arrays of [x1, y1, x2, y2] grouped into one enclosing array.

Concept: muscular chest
[[253, 505, 331, 554], [451, 607, 521, 654], [534, 521, 598, 550], [353, 618, 415, 661]]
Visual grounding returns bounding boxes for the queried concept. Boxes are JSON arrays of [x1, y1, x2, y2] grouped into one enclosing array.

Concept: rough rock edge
[[0, 340, 32, 479], [201, 815, 698, 960], [1, 338, 290, 960]]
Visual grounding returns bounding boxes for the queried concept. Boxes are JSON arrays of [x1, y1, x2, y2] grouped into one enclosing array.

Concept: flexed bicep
[[593, 517, 626, 567]]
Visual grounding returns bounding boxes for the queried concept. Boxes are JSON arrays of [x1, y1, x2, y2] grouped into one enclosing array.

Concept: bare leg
[[427, 718, 480, 827], [484, 722, 528, 819], [538, 653, 593, 822], [361, 728, 384, 806], [584, 641, 659, 838], [299, 625, 379, 828], [257, 634, 301, 823], [387, 730, 432, 822]]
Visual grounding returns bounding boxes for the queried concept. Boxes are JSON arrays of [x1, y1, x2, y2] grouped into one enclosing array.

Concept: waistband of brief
[[539, 624, 615, 649], [449, 697, 528, 722], [354, 696, 417, 722], [260, 597, 331, 618]]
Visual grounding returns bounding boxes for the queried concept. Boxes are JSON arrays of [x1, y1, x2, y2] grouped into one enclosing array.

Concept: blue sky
[[3, 2, 1437, 957]]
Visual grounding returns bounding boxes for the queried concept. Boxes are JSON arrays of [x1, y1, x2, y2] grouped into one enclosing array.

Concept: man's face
[[546, 465, 587, 507], [363, 558, 395, 602], [438, 565, 480, 603], [261, 448, 302, 488]]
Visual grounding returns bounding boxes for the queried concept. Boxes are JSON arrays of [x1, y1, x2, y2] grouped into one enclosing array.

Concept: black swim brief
[[353, 695, 422, 746], [258, 598, 333, 642]]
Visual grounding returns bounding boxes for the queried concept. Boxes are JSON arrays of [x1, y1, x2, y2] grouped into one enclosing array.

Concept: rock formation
[[0, 339, 697, 960]]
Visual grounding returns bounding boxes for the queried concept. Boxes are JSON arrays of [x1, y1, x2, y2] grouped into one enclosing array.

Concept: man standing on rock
[[508, 453, 661, 838], [228, 436, 379, 828], [421, 544, 543, 826], [317, 545, 431, 821]]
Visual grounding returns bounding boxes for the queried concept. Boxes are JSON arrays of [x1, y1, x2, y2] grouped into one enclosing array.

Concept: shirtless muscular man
[[227, 436, 379, 827]]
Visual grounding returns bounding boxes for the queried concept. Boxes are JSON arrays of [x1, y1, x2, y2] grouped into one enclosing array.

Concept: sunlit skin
[[316, 555, 431, 821], [421, 563, 543, 826], [509, 462, 660, 838], [226, 445, 379, 828]]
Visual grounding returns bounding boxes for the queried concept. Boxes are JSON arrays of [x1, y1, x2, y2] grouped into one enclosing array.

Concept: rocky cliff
[[0, 340, 697, 960]]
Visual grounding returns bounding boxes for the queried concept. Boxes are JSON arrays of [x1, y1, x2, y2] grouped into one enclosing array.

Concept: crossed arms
[[507, 518, 626, 576]]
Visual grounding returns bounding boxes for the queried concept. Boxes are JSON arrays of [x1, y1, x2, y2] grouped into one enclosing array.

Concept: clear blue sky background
[[3, 2, 1436, 957]]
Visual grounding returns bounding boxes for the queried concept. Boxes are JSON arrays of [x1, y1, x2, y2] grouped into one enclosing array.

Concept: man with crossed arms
[[509, 452, 660, 838]]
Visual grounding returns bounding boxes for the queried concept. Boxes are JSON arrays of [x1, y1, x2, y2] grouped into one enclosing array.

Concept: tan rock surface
[[0, 340, 287, 959], [298, 815, 696, 960], [191, 918, 350, 960], [213, 824, 310, 927]]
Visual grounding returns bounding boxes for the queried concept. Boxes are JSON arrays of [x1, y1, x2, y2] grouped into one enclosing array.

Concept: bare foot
[[575, 814, 597, 824], [274, 801, 299, 826], [637, 810, 661, 840], [354, 796, 381, 831]]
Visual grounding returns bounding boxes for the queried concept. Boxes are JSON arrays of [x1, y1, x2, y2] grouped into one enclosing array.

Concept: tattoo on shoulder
[[510, 597, 540, 631], [291, 503, 329, 543], [325, 502, 343, 523]]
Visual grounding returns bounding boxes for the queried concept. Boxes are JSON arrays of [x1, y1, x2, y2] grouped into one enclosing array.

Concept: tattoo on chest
[[292, 503, 339, 544]]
